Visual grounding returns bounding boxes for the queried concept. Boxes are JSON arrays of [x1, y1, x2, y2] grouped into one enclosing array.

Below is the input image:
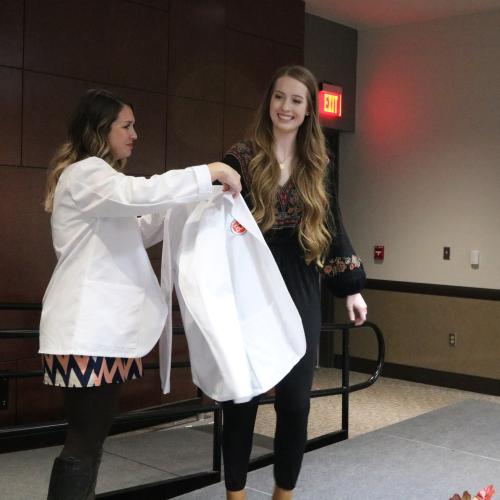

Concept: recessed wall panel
[[0, 67, 22, 165], [269, 0, 304, 48], [17, 356, 64, 423], [168, 0, 225, 103], [225, 31, 274, 109], [0, 166, 55, 303], [223, 105, 255, 153], [166, 96, 223, 169], [128, 0, 168, 11], [227, 0, 304, 47], [0, 0, 23, 67], [273, 43, 304, 69], [25, 0, 168, 92], [23, 72, 166, 174]]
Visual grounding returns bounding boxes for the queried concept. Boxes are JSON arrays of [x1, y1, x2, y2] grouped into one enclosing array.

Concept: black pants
[[222, 244, 321, 491]]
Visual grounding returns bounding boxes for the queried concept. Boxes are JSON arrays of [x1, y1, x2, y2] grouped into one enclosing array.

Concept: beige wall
[[335, 289, 500, 379], [328, 10, 500, 380], [339, 11, 500, 289]]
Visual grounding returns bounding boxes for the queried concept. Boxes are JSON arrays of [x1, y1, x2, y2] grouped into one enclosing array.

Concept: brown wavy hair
[[44, 89, 132, 212], [249, 65, 331, 265]]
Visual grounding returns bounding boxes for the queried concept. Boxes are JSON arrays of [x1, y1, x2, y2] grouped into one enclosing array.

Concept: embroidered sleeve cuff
[[323, 255, 362, 277], [191, 165, 213, 197]]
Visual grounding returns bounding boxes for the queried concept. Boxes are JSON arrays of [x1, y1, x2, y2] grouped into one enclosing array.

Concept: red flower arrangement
[[450, 484, 495, 500]]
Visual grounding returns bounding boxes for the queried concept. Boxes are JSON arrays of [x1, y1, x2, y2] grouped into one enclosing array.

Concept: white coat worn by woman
[[39, 88, 241, 500]]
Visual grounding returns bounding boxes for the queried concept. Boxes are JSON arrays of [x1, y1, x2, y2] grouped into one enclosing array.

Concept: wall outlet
[[448, 333, 456, 346]]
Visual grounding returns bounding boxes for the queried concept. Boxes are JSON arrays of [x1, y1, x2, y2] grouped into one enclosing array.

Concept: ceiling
[[304, 0, 500, 30]]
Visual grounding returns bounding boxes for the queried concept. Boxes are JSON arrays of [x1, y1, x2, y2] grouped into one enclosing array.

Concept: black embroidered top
[[223, 141, 365, 298]]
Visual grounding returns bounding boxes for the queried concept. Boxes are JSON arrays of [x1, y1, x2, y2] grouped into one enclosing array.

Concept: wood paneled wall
[[0, 0, 304, 426]]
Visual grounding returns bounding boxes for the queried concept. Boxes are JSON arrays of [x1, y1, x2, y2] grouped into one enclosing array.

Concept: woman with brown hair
[[221, 66, 367, 500], [40, 88, 241, 499]]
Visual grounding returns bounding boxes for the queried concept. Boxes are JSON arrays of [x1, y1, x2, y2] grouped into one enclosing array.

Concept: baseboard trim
[[365, 279, 500, 301], [332, 355, 500, 397]]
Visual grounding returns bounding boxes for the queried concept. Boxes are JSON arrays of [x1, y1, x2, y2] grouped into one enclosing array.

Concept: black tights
[[222, 339, 317, 492], [60, 383, 121, 462], [47, 384, 121, 499]]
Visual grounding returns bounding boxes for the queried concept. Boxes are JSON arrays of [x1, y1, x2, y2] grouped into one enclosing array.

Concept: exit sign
[[318, 83, 343, 118]]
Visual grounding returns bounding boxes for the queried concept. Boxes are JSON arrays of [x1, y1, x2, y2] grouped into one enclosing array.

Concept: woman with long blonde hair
[[221, 66, 367, 500], [40, 88, 240, 499]]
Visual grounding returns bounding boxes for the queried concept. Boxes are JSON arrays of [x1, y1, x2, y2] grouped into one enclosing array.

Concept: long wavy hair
[[44, 89, 132, 212], [249, 65, 331, 265]]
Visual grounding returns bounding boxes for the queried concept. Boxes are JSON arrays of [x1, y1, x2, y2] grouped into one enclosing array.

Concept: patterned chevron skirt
[[42, 354, 143, 387]]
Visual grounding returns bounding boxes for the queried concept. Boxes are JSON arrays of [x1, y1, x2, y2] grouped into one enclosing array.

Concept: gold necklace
[[277, 153, 292, 170]]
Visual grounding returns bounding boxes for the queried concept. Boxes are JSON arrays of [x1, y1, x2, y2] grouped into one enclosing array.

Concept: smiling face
[[107, 105, 137, 161], [269, 75, 310, 135]]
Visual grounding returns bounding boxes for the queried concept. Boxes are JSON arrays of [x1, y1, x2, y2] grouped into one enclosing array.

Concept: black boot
[[85, 449, 103, 500], [47, 456, 93, 500]]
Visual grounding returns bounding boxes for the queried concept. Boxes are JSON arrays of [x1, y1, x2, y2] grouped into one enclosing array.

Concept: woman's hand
[[207, 162, 242, 197], [345, 293, 367, 326]]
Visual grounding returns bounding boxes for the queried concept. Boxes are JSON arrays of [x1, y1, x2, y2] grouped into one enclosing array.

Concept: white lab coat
[[39, 156, 213, 358], [159, 188, 306, 402]]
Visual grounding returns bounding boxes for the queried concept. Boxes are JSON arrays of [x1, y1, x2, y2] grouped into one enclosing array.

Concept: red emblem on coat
[[230, 219, 247, 235]]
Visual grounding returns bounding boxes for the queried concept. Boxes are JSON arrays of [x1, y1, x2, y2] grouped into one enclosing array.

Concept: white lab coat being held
[[160, 188, 306, 402], [39, 156, 213, 358]]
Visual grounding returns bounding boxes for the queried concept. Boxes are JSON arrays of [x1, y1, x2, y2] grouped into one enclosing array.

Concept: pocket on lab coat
[[241, 302, 303, 391], [76, 279, 145, 350]]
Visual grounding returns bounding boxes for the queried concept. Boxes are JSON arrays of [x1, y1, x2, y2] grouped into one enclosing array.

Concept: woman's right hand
[[207, 162, 242, 197]]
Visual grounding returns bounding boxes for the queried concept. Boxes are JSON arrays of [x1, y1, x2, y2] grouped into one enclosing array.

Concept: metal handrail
[[316, 321, 385, 394], [1, 303, 385, 498], [0, 326, 186, 340]]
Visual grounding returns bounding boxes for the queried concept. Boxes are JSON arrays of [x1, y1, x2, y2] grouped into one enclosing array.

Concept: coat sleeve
[[322, 161, 366, 297], [137, 212, 165, 248], [67, 157, 212, 217]]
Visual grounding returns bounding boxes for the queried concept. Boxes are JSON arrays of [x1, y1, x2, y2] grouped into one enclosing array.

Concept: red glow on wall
[[318, 85, 342, 118]]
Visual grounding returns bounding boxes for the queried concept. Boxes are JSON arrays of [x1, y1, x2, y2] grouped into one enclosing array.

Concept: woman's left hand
[[345, 293, 367, 326]]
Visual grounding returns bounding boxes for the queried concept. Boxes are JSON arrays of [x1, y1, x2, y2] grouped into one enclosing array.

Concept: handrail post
[[341, 327, 350, 437], [212, 403, 222, 477]]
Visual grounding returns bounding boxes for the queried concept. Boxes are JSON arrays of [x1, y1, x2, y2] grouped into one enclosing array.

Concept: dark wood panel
[[273, 43, 304, 69], [16, 355, 65, 424], [127, 0, 168, 10], [168, 0, 225, 103], [268, 0, 304, 48], [223, 105, 255, 153], [0, 310, 41, 330], [22, 72, 166, 174], [148, 252, 162, 276], [117, 88, 167, 177], [227, 0, 304, 47], [0, 166, 55, 303], [160, 367, 198, 404], [119, 369, 162, 412], [0, 338, 39, 363], [0, 68, 22, 165], [225, 30, 275, 109], [24, 0, 168, 92], [166, 96, 223, 170], [226, 0, 273, 40], [0, 0, 23, 67], [22, 72, 86, 168], [171, 333, 189, 361], [0, 361, 17, 427]]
